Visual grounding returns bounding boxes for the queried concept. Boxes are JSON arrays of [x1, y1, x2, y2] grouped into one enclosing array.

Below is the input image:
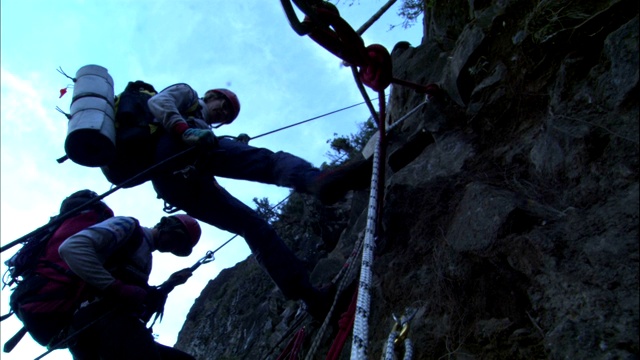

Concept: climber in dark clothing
[[59, 214, 202, 360], [147, 84, 371, 318]]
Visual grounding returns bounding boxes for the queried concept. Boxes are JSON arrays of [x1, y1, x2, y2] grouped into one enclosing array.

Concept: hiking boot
[[303, 283, 337, 322], [308, 158, 373, 205]]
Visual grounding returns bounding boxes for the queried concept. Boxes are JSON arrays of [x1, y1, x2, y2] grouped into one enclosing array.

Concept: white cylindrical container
[[64, 65, 116, 167]]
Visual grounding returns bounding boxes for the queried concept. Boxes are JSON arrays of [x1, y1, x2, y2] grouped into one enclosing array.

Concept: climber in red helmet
[[203, 88, 240, 127], [58, 213, 201, 360], [143, 83, 372, 320]]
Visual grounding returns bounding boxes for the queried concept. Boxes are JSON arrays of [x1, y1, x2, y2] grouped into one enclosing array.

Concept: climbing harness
[[384, 308, 417, 360]]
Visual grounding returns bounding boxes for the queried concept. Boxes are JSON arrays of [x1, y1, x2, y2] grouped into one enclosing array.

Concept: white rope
[[403, 338, 413, 360], [384, 337, 413, 360], [350, 97, 430, 359], [384, 330, 400, 360], [350, 128, 382, 359]]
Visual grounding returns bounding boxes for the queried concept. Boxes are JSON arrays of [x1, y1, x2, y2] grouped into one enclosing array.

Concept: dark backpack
[[2, 190, 114, 350], [100, 81, 201, 188], [101, 80, 162, 187]]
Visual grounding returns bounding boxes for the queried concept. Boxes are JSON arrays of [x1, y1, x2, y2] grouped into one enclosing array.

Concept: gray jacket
[[147, 83, 210, 131], [58, 216, 155, 290]]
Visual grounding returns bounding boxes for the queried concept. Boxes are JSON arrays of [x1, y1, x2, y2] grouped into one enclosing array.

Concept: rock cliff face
[[176, 0, 638, 359]]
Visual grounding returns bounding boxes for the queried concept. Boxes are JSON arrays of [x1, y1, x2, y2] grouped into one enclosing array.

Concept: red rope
[[276, 326, 306, 360], [325, 289, 359, 360]]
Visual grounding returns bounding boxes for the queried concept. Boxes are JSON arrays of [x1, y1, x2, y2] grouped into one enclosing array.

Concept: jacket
[[147, 83, 210, 132], [58, 216, 154, 290]]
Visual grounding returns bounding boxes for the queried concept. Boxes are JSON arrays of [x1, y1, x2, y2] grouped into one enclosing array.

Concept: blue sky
[[0, 1, 423, 358]]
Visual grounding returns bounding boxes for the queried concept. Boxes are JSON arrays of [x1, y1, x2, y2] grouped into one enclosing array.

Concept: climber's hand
[[182, 128, 218, 148], [165, 268, 193, 287]]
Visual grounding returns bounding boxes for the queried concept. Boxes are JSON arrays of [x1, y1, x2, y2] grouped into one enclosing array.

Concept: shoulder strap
[[186, 99, 201, 114], [2, 326, 27, 353]]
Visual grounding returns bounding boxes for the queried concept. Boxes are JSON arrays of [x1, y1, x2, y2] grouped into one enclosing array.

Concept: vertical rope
[[403, 338, 413, 360], [350, 108, 386, 359], [384, 330, 400, 360]]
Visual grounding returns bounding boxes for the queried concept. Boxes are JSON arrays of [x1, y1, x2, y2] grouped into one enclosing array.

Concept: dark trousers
[[68, 301, 194, 360], [152, 136, 319, 300]]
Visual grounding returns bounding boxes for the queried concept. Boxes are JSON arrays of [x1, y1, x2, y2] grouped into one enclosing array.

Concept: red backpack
[[3, 190, 114, 349]]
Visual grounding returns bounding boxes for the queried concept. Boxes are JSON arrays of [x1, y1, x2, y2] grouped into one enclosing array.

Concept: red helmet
[[170, 214, 201, 249], [209, 89, 240, 123]]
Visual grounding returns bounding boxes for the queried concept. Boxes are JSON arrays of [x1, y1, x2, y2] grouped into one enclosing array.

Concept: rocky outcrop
[[176, 1, 638, 359]]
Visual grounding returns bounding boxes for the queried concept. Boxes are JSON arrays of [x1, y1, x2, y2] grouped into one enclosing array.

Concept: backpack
[[100, 81, 202, 188], [100, 80, 162, 188], [2, 190, 115, 350]]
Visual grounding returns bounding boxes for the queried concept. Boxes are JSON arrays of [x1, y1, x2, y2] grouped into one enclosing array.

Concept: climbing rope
[[304, 232, 365, 360], [350, 101, 385, 359], [264, 311, 310, 360], [250, 100, 376, 141], [276, 326, 306, 360]]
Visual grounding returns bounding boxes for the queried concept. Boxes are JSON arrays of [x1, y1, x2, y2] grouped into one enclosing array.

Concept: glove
[[182, 128, 218, 148], [164, 268, 193, 288], [105, 279, 148, 311]]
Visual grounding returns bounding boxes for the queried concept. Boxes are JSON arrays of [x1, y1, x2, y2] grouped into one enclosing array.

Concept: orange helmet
[[208, 89, 240, 123]]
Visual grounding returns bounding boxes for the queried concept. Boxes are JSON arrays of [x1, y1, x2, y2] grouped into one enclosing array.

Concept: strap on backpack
[[0, 310, 14, 322]]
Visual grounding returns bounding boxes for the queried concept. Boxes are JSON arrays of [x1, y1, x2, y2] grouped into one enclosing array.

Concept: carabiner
[[189, 250, 215, 272]]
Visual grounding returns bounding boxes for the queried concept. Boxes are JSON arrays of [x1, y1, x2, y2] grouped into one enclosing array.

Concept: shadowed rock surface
[[176, 1, 638, 359]]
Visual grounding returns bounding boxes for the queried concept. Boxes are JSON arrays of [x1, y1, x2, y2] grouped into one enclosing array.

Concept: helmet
[[170, 214, 202, 249], [208, 89, 240, 123]]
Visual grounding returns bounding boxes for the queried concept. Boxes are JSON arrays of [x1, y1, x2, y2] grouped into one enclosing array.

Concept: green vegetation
[[333, 0, 426, 29], [325, 118, 377, 166]]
